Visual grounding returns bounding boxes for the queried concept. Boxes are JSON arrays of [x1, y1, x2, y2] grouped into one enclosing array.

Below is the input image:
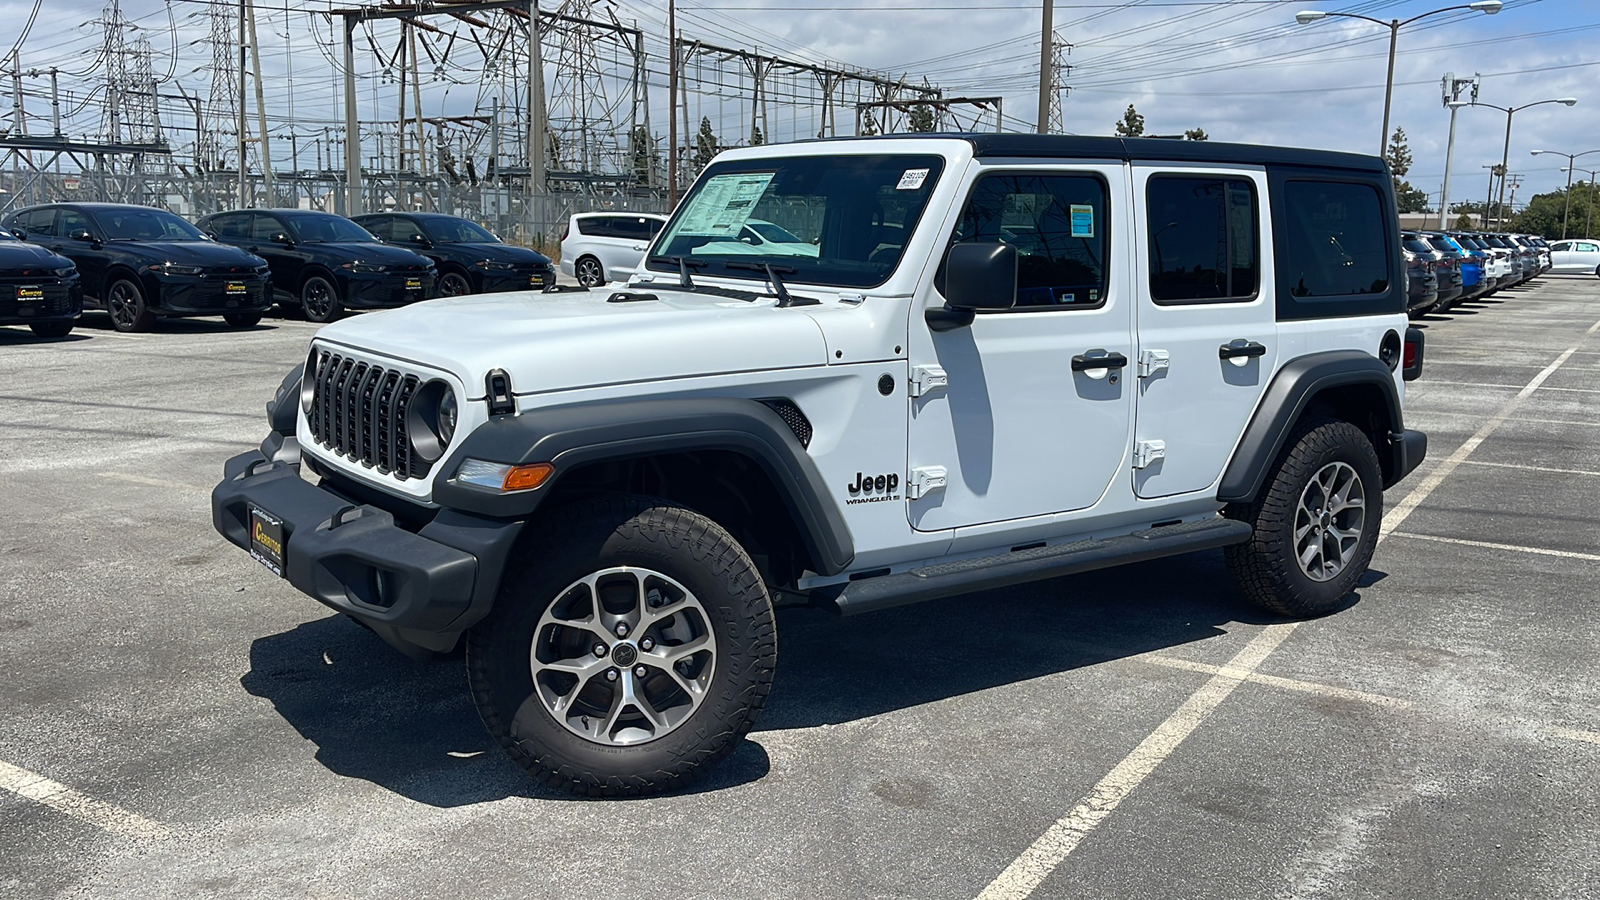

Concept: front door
[[1130, 166, 1277, 499], [906, 164, 1135, 532], [246, 213, 303, 294]]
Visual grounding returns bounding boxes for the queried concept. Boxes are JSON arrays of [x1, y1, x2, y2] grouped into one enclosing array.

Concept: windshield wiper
[[724, 261, 819, 307]]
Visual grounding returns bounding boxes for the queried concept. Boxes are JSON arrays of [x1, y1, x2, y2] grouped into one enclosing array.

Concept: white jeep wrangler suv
[[213, 135, 1427, 797]]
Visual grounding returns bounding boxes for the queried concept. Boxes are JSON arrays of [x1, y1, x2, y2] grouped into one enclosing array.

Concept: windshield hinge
[[909, 365, 948, 398], [907, 465, 948, 500]]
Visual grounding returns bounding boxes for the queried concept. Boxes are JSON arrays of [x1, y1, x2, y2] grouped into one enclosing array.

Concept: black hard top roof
[[799, 133, 1386, 174]]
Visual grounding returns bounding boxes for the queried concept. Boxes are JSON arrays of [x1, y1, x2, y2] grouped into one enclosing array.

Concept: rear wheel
[[29, 320, 74, 338], [467, 496, 776, 797], [301, 274, 343, 323], [106, 278, 154, 333], [1225, 417, 1383, 617], [574, 256, 604, 288]]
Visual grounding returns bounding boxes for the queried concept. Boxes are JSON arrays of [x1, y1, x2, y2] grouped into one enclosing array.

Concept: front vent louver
[[758, 398, 812, 449]]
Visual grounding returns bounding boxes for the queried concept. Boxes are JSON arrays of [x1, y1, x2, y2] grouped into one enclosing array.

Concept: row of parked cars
[[1401, 231, 1555, 318], [0, 203, 555, 336]]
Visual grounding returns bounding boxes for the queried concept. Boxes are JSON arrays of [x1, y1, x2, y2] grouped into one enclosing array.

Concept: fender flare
[[431, 396, 856, 576], [1217, 350, 1403, 503]]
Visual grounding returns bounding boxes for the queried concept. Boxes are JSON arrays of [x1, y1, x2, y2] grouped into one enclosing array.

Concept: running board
[[815, 517, 1253, 617]]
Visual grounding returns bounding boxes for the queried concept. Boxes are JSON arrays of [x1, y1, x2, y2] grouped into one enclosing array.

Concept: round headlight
[[438, 390, 458, 445]]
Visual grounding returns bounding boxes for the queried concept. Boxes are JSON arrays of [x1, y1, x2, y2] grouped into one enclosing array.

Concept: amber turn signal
[[502, 463, 553, 491]]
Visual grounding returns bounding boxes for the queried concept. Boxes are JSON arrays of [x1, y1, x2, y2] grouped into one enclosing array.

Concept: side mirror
[[927, 242, 1016, 332], [271, 231, 292, 245], [410, 233, 432, 248], [10, 229, 25, 241], [71, 229, 96, 243]]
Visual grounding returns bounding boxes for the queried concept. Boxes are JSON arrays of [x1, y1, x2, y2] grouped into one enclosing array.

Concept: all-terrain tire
[[1224, 417, 1383, 617], [466, 495, 776, 797]]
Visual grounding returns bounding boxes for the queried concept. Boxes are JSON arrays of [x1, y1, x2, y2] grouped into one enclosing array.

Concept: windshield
[[1403, 236, 1435, 254], [649, 154, 945, 288], [424, 218, 499, 243], [288, 214, 378, 243], [96, 207, 208, 242]]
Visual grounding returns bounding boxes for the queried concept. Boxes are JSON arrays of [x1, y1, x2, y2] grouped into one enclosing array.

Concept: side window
[[1281, 181, 1390, 298], [647, 218, 666, 236], [948, 172, 1110, 308], [617, 217, 652, 240], [1146, 176, 1259, 303], [1580, 242, 1600, 253], [1549, 241, 1571, 252], [250, 214, 282, 242], [57, 209, 93, 239], [360, 217, 392, 241], [577, 216, 613, 238], [17, 209, 56, 239], [210, 214, 248, 239]]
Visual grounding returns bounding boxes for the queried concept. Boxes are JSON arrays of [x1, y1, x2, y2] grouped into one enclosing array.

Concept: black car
[[3, 203, 271, 333], [1402, 247, 1438, 319], [196, 209, 436, 322], [0, 228, 82, 338], [351, 212, 554, 297]]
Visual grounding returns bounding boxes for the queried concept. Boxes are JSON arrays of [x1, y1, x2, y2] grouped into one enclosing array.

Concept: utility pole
[[238, 0, 248, 207], [343, 14, 360, 214], [246, 0, 273, 204], [1036, 0, 1052, 133], [668, 0, 679, 205], [1437, 72, 1478, 229], [526, 0, 546, 243]]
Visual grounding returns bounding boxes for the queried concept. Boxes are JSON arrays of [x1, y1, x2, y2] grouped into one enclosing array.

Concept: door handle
[[1218, 341, 1267, 360], [1071, 351, 1128, 372]]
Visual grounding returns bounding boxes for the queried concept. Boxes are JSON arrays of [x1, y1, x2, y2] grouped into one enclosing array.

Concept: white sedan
[[1548, 239, 1600, 276]]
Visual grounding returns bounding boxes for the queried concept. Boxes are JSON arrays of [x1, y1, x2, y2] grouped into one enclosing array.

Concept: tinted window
[[251, 214, 283, 241], [1281, 181, 1389, 298], [209, 213, 250, 240], [1146, 176, 1258, 303], [576, 216, 617, 238], [422, 217, 498, 243], [647, 217, 666, 236], [947, 172, 1109, 308], [652, 154, 945, 289], [359, 217, 394, 241], [58, 209, 94, 239], [16, 209, 57, 239], [1402, 235, 1435, 254], [286, 213, 377, 243], [1550, 241, 1571, 252], [95, 207, 206, 242]]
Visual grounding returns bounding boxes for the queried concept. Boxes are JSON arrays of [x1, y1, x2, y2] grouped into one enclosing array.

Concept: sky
[[2, 0, 1596, 211]]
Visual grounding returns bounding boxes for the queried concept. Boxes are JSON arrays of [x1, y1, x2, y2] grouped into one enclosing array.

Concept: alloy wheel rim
[[108, 284, 135, 327], [529, 566, 717, 747], [1294, 461, 1366, 582], [441, 273, 470, 296], [577, 259, 601, 286], [304, 280, 331, 317]]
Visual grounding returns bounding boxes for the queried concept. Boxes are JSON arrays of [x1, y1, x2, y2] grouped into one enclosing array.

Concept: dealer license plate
[[248, 506, 286, 577], [405, 278, 422, 291], [225, 281, 247, 295], [529, 274, 546, 287], [16, 285, 43, 302]]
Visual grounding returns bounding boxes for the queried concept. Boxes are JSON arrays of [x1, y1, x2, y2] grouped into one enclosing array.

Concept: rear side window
[[948, 172, 1110, 308], [1146, 176, 1258, 303], [577, 216, 619, 238], [1281, 181, 1390, 299]]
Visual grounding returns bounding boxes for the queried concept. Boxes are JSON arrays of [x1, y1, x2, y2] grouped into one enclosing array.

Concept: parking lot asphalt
[[2, 280, 1597, 900]]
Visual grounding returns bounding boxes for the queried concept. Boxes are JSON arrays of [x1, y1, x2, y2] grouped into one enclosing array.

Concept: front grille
[[0, 281, 74, 318], [306, 349, 428, 479]]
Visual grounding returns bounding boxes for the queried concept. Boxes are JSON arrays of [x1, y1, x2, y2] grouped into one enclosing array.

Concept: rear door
[[1130, 166, 1276, 499]]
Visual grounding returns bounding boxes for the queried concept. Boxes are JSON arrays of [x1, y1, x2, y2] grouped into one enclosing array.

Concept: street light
[[1294, 1, 1502, 157], [1530, 148, 1600, 238], [1462, 98, 1578, 229], [1562, 166, 1600, 239]]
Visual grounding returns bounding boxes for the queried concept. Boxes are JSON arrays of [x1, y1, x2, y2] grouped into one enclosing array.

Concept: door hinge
[[909, 365, 948, 398], [907, 465, 948, 499], [1137, 349, 1170, 379], [1133, 440, 1166, 470]]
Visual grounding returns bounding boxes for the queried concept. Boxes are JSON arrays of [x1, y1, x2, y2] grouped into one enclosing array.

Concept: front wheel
[[106, 278, 154, 333], [1225, 418, 1383, 617], [574, 256, 604, 288], [301, 275, 343, 323], [438, 270, 473, 297], [467, 496, 776, 797]]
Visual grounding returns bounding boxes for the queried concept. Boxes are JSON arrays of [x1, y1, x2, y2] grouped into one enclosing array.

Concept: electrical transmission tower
[[97, 1, 162, 147], [1047, 35, 1071, 134], [545, 0, 625, 176], [204, 2, 240, 174]]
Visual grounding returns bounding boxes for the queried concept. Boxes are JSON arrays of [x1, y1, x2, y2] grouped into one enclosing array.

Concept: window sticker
[[896, 168, 930, 191], [674, 172, 776, 237], [1070, 204, 1095, 238]]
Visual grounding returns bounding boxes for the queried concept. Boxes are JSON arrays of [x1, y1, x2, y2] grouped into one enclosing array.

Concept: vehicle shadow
[[74, 312, 283, 334], [0, 328, 93, 346], [241, 549, 1344, 805]]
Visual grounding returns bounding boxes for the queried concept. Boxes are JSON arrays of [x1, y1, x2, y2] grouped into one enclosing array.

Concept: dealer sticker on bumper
[[16, 285, 43, 301], [249, 506, 286, 577], [225, 281, 247, 295], [405, 278, 422, 291]]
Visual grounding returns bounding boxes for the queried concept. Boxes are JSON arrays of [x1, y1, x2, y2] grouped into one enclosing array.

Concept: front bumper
[[343, 271, 436, 309], [212, 444, 523, 652], [480, 267, 553, 293], [154, 276, 272, 315]]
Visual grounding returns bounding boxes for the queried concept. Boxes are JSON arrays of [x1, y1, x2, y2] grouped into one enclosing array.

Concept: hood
[[123, 241, 263, 267], [308, 242, 433, 267], [313, 287, 828, 399], [444, 242, 551, 266], [0, 240, 73, 269]]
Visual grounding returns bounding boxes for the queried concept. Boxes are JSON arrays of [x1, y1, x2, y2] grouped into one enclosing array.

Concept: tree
[[1184, 128, 1209, 141], [1510, 181, 1600, 238], [694, 116, 719, 170], [1114, 104, 1145, 137], [1453, 213, 1475, 230], [1385, 127, 1428, 214], [749, 125, 764, 146]]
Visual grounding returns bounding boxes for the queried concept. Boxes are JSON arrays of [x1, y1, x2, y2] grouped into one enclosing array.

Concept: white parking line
[[1534, 386, 1600, 394], [1141, 656, 1414, 710], [1548, 727, 1600, 745], [0, 760, 173, 840], [975, 344, 1583, 900], [1388, 532, 1600, 562], [1457, 459, 1600, 477]]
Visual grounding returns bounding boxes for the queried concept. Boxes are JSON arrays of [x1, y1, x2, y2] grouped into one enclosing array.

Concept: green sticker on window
[[1070, 204, 1094, 238]]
